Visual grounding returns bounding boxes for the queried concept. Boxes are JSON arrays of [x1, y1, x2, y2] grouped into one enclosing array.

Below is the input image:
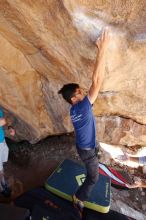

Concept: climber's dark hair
[[58, 83, 79, 104]]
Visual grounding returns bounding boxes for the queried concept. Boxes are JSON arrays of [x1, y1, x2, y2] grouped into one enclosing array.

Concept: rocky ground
[[0, 134, 146, 219]]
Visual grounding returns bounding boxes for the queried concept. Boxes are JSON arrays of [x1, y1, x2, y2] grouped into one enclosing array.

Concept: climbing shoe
[[72, 194, 84, 218]]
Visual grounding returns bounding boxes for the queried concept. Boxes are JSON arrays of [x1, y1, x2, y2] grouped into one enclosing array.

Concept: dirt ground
[[0, 134, 146, 219], [1, 134, 78, 201]]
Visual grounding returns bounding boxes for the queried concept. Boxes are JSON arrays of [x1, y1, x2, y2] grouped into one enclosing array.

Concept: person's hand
[[8, 126, 15, 136], [116, 153, 129, 162], [126, 180, 142, 189], [95, 27, 111, 51], [0, 118, 6, 126]]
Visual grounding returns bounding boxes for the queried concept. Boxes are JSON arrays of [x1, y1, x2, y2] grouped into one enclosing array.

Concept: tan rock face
[[0, 0, 146, 145]]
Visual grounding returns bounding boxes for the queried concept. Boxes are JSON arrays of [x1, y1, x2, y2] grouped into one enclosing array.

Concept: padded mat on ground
[[45, 159, 111, 213], [14, 187, 135, 220]]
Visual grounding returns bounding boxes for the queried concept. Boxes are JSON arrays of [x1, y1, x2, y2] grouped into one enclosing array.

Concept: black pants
[[75, 147, 99, 201]]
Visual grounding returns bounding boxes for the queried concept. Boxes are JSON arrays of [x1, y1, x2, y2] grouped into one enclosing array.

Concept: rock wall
[[1, 0, 146, 145]]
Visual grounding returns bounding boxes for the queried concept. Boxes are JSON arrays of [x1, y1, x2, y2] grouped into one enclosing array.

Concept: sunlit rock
[[1, 0, 146, 144]]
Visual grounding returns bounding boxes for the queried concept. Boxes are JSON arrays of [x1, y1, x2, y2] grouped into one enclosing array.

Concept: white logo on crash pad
[[76, 174, 86, 186]]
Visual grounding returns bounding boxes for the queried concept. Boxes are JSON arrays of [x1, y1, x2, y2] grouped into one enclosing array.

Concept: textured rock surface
[[1, 0, 146, 144]]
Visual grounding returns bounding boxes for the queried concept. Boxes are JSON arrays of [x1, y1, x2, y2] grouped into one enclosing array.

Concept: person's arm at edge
[[117, 154, 146, 165], [0, 117, 15, 136], [128, 156, 139, 163], [127, 180, 146, 188], [0, 118, 6, 126], [88, 28, 111, 104], [0, 110, 15, 136], [129, 155, 146, 165]]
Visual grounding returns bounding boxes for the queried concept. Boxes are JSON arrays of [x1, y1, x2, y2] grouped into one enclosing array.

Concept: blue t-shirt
[[0, 109, 5, 143], [70, 96, 96, 149]]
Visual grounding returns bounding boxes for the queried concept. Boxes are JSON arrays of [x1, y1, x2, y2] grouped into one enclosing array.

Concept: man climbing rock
[[58, 28, 111, 216]]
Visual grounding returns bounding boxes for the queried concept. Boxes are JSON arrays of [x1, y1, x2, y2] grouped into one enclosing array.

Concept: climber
[[58, 28, 111, 216]]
